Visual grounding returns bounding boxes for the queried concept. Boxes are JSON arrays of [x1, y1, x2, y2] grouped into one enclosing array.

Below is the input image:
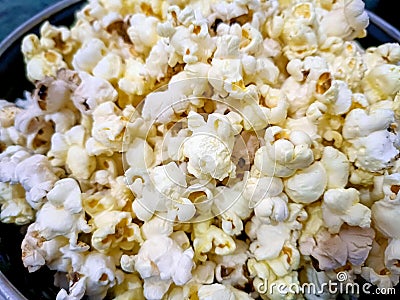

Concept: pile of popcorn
[[1, 0, 400, 299]]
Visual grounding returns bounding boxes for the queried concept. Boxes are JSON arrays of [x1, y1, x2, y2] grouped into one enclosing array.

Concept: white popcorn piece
[[213, 181, 252, 235], [197, 283, 253, 300], [280, 2, 318, 60], [72, 38, 106, 73], [93, 52, 123, 81], [35, 178, 91, 244], [343, 108, 399, 172], [48, 125, 96, 180], [127, 14, 159, 54], [315, 80, 353, 115], [4, 0, 400, 298], [125, 138, 155, 171], [254, 126, 314, 178], [243, 175, 284, 207], [91, 210, 143, 251], [21, 224, 69, 272], [193, 221, 236, 261], [320, 146, 350, 189], [322, 188, 371, 234], [361, 239, 400, 289], [118, 58, 148, 96], [31, 76, 72, 113], [247, 217, 290, 261], [384, 239, 400, 275], [364, 43, 400, 69], [211, 240, 249, 288], [0, 182, 34, 225], [21, 34, 42, 59], [0, 101, 26, 147], [73, 72, 118, 114], [182, 111, 237, 181], [208, 58, 243, 98], [140, 70, 207, 124], [88, 101, 128, 154], [144, 39, 170, 81], [254, 193, 289, 224], [39, 21, 74, 55], [320, 0, 369, 40], [259, 85, 288, 125], [166, 7, 215, 64], [25, 50, 68, 82], [371, 173, 400, 239], [247, 203, 307, 261], [111, 273, 145, 300], [284, 162, 327, 204], [266, 242, 300, 278], [131, 217, 195, 299], [0, 146, 59, 209], [328, 41, 366, 90], [57, 252, 123, 300], [362, 63, 400, 104]]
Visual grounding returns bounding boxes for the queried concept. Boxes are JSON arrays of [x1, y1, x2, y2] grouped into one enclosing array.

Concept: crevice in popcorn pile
[[1, 0, 400, 299]]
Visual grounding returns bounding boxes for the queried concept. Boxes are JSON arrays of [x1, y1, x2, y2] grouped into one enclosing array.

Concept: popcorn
[[322, 188, 371, 233], [211, 240, 249, 287], [91, 210, 143, 252], [0, 101, 26, 147], [319, 0, 369, 40], [127, 14, 159, 55], [25, 49, 68, 82], [34, 178, 91, 244], [72, 72, 118, 114], [56, 252, 123, 300], [280, 2, 319, 60], [362, 63, 400, 104], [371, 173, 400, 239], [342, 108, 399, 172], [182, 111, 237, 181], [48, 125, 96, 180], [364, 43, 400, 69], [39, 21, 75, 55], [193, 220, 236, 261], [213, 181, 252, 235], [72, 38, 106, 73], [1, 0, 400, 299], [93, 53, 124, 81], [284, 162, 327, 204], [254, 126, 314, 178], [0, 182, 34, 225], [384, 239, 400, 275], [320, 146, 350, 189], [130, 218, 195, 299], [361, 239, 400, 289], [21, 225, 69, 272], [197, 283, 253, 300], [0, 146, 59, 209]]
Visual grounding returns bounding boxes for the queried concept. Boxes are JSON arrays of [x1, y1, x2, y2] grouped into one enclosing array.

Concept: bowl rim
[[0, 2, 84, 299], [0, 0, 83, 58]]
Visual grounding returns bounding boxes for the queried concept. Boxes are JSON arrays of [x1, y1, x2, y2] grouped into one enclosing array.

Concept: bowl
[[0, 1, 399, 299]]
